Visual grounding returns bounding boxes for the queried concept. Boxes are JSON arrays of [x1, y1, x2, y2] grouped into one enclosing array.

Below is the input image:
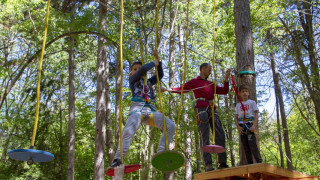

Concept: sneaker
[[205, 164, 214, 172], [218, 163, 229, 169], [110, 159, 122, 168]]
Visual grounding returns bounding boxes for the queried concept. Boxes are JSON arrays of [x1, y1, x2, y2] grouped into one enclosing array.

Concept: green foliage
[[1, 0, 319, 179], [287, 98, 320, 175]]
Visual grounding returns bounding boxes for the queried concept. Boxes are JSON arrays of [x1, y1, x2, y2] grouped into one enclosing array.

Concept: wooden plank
[[262, 164, 310, 178], [194, 163, 316, 180]]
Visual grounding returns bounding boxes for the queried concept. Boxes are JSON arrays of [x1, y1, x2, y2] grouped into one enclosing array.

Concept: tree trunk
[[266, 29, 286, 169], [168, 0, 177, 117], [226, 90, 236, 167], [276, 95, 284, 167], [195, 124, 201, 172], [93, 1, 108, 179], [280, 16, 320, 136], [59, 99, 64, 180], [184, 95, 192, 180], [233, 0, 256, 98], [142, 126, 150, 180], [267, 30, 293, 169], [67, 8, 76, 179], [101, 0, 114, 166], [149, 130, 156, 179], [271, 51, 293, 170], [178, 24, 184, 88], [295, 1, 320, 132], [115, 47, 120, 153], [233, 0, 259, 165], [166, 1, 177, 179]]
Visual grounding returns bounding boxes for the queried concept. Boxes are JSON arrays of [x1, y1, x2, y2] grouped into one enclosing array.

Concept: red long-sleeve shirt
[[171, 76, 229, 108]]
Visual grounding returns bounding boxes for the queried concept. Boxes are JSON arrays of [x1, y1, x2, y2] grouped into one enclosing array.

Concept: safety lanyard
[[231, 72, 246, 123]]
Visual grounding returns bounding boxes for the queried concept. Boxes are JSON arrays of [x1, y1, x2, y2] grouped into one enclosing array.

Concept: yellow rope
[[174, 0, 190, 150], [211, 0, 217, 145], [136, 22, 147, 86], [119, 0, 124, 162], [31, 0, 50, 147], [154, 0, 168, 150], [137, 35, 144, 64]]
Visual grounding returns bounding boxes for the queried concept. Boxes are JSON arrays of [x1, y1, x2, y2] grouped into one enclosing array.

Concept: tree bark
[[93, 1, 108, 179], [59, 99, 64, 180], [141, 126, 150, 180], [269, 40, 293, 169], [280, 16, 320, 135], [168, 0, 177, 117], [295, 1, 320, 132], [271, 49, 293, 170], [67, 34, 75, 180], [233, 0, 259, 165], [166, 1, 177, 179], [100, 0, 114, 167], [67, 2, 76, 179], [149, 131, 156, 179], [195, 125, 201, 172], [276, 95, 284, 168], [226, 88, 236, 167], [184, 95, 192, 180], [266, 29, 289, 169], [115, 47, 120, 153]]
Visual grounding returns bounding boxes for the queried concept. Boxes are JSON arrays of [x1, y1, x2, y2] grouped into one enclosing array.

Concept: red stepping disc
[[106, 164, 141, 176], [202, 145, 226, 153]]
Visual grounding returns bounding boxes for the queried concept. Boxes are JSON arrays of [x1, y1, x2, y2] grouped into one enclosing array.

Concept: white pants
[[115, 102, 176, 160]]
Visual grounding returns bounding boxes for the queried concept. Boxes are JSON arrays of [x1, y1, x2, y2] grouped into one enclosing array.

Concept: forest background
[[0, 0, 319, 179]]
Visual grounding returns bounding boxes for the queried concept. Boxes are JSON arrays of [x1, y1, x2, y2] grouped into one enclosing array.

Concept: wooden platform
[[194, 163, 317, 180]]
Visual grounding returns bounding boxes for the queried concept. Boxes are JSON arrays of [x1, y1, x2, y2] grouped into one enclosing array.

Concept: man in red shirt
[[163, 63, 231, 171]]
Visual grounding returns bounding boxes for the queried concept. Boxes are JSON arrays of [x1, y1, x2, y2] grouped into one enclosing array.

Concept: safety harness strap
[[195, 97, 213, 103]]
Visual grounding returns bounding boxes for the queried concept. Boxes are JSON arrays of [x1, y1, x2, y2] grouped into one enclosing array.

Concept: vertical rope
[[175, 0, 190, 150], [154, 0, 168, 150], [119, 0, 124, 162], [136, 21, 147, 86], [211, 0, 217, 145], [31, 0, 50, 147], [136, 21, 145, 65]]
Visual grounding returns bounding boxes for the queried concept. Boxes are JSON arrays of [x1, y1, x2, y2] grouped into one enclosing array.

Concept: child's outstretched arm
[[130, 62, 157, 84]]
